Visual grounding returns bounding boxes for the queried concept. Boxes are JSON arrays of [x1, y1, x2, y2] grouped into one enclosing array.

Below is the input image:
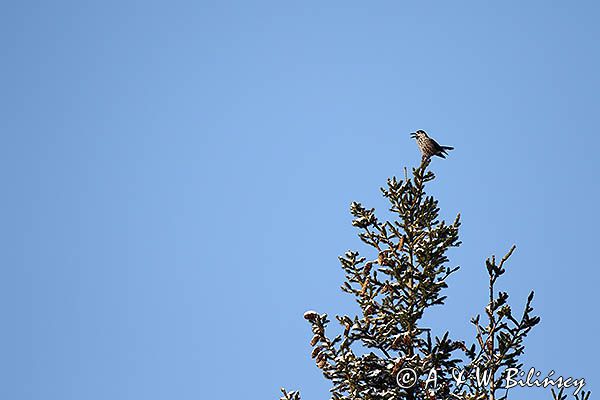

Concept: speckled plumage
[[410, 130, 454, 161]]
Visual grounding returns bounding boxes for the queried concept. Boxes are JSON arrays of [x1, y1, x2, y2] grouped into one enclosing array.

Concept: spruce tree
[[278, 161, 588, 400]]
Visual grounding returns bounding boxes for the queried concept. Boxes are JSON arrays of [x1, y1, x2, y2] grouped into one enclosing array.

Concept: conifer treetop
[[277, 161, 576, 400]]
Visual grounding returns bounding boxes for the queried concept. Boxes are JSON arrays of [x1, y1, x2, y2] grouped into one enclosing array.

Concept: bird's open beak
[[410, 132, 416, 138]]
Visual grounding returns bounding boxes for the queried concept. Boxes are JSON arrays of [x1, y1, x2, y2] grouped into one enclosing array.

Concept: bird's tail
[[441, 146, 454, 151]]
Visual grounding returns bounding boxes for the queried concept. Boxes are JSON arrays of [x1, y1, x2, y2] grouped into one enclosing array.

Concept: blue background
[[1, 1, 598, 399]]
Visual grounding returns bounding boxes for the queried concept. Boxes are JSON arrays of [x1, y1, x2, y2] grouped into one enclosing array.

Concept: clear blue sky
[[1, 2, 598, 399]]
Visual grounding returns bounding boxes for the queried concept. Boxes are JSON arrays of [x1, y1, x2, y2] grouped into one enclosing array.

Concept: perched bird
[[410, 130, 454, 161]]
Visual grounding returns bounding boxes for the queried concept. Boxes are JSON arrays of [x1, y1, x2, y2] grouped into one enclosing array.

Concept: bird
[[410, 130, 454, 161]]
